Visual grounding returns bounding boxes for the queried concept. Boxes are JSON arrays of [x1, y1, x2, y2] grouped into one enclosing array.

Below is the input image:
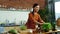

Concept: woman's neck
[[34, 12, 37, 15], [32, 10, 38, 15]]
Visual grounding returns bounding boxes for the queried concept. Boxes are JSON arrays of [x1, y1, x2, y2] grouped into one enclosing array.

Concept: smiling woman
[[26, 3, 44, 29]]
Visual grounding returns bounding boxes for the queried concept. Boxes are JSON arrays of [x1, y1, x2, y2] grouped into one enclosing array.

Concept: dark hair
[[33, 3, 39, 8], [32, 3, 39, 15]]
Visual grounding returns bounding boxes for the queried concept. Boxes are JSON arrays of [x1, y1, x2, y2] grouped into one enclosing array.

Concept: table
[[42, 30, 60, 34]]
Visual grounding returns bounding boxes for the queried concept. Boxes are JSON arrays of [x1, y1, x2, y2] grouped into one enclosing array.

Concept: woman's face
[[33, 5, 40, 12]]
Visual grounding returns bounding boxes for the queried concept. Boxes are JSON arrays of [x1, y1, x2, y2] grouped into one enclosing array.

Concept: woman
[[26, 3, 44, 29]]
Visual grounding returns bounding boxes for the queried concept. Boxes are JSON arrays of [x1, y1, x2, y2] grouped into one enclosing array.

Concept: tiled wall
[[0, 11, 30, 25]]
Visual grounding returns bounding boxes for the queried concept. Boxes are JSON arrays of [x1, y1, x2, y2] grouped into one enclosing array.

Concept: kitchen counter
[[1, 26, 60, 34]]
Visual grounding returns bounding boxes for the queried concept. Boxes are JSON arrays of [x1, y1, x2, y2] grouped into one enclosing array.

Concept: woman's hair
[[32, 3, 39, 15], [33, 3, 39, 8]]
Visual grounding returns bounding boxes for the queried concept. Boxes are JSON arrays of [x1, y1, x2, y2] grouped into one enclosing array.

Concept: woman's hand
[[36, 22, 44, 26], [39, 23, 44, 25]]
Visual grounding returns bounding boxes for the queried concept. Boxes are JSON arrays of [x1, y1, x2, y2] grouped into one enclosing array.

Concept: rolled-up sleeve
[[38, 15, 44, 23]]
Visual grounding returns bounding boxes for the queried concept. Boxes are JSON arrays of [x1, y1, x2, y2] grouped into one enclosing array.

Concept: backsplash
[[0, 11, 30, 25]]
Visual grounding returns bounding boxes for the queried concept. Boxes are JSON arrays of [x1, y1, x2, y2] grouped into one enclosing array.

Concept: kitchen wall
[[0, 11, 30, 25], [55, 0, 60, 20]]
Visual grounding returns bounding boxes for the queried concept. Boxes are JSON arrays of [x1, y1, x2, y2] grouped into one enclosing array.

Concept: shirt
[[25, 12, 44, 29]]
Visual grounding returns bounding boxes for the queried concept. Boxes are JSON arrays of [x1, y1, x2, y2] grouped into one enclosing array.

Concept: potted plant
[[38, 7, 49, 22], [42, 23, 52, 32]]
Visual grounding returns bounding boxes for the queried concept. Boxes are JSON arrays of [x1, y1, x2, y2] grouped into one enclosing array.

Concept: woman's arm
[[38, 14, 44, 23], [38, 14, 44, 25]]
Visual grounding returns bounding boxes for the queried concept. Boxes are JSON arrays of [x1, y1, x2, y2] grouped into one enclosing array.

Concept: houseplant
[[42, 23, 52, 32], [38, 7, 49, 22]]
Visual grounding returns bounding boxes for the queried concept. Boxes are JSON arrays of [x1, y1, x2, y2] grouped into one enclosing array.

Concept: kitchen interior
[[0, 0, 60, 34]]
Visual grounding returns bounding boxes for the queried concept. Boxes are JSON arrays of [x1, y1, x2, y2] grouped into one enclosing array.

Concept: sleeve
[[38, 14, 44, 23]]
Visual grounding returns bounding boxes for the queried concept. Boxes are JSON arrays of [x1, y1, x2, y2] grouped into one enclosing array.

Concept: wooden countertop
[[2, 26, 60, 34]]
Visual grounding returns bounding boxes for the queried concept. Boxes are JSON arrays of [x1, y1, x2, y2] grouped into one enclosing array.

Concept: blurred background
[[0, 0, 60, 34], [0, 0, 59, 25]]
